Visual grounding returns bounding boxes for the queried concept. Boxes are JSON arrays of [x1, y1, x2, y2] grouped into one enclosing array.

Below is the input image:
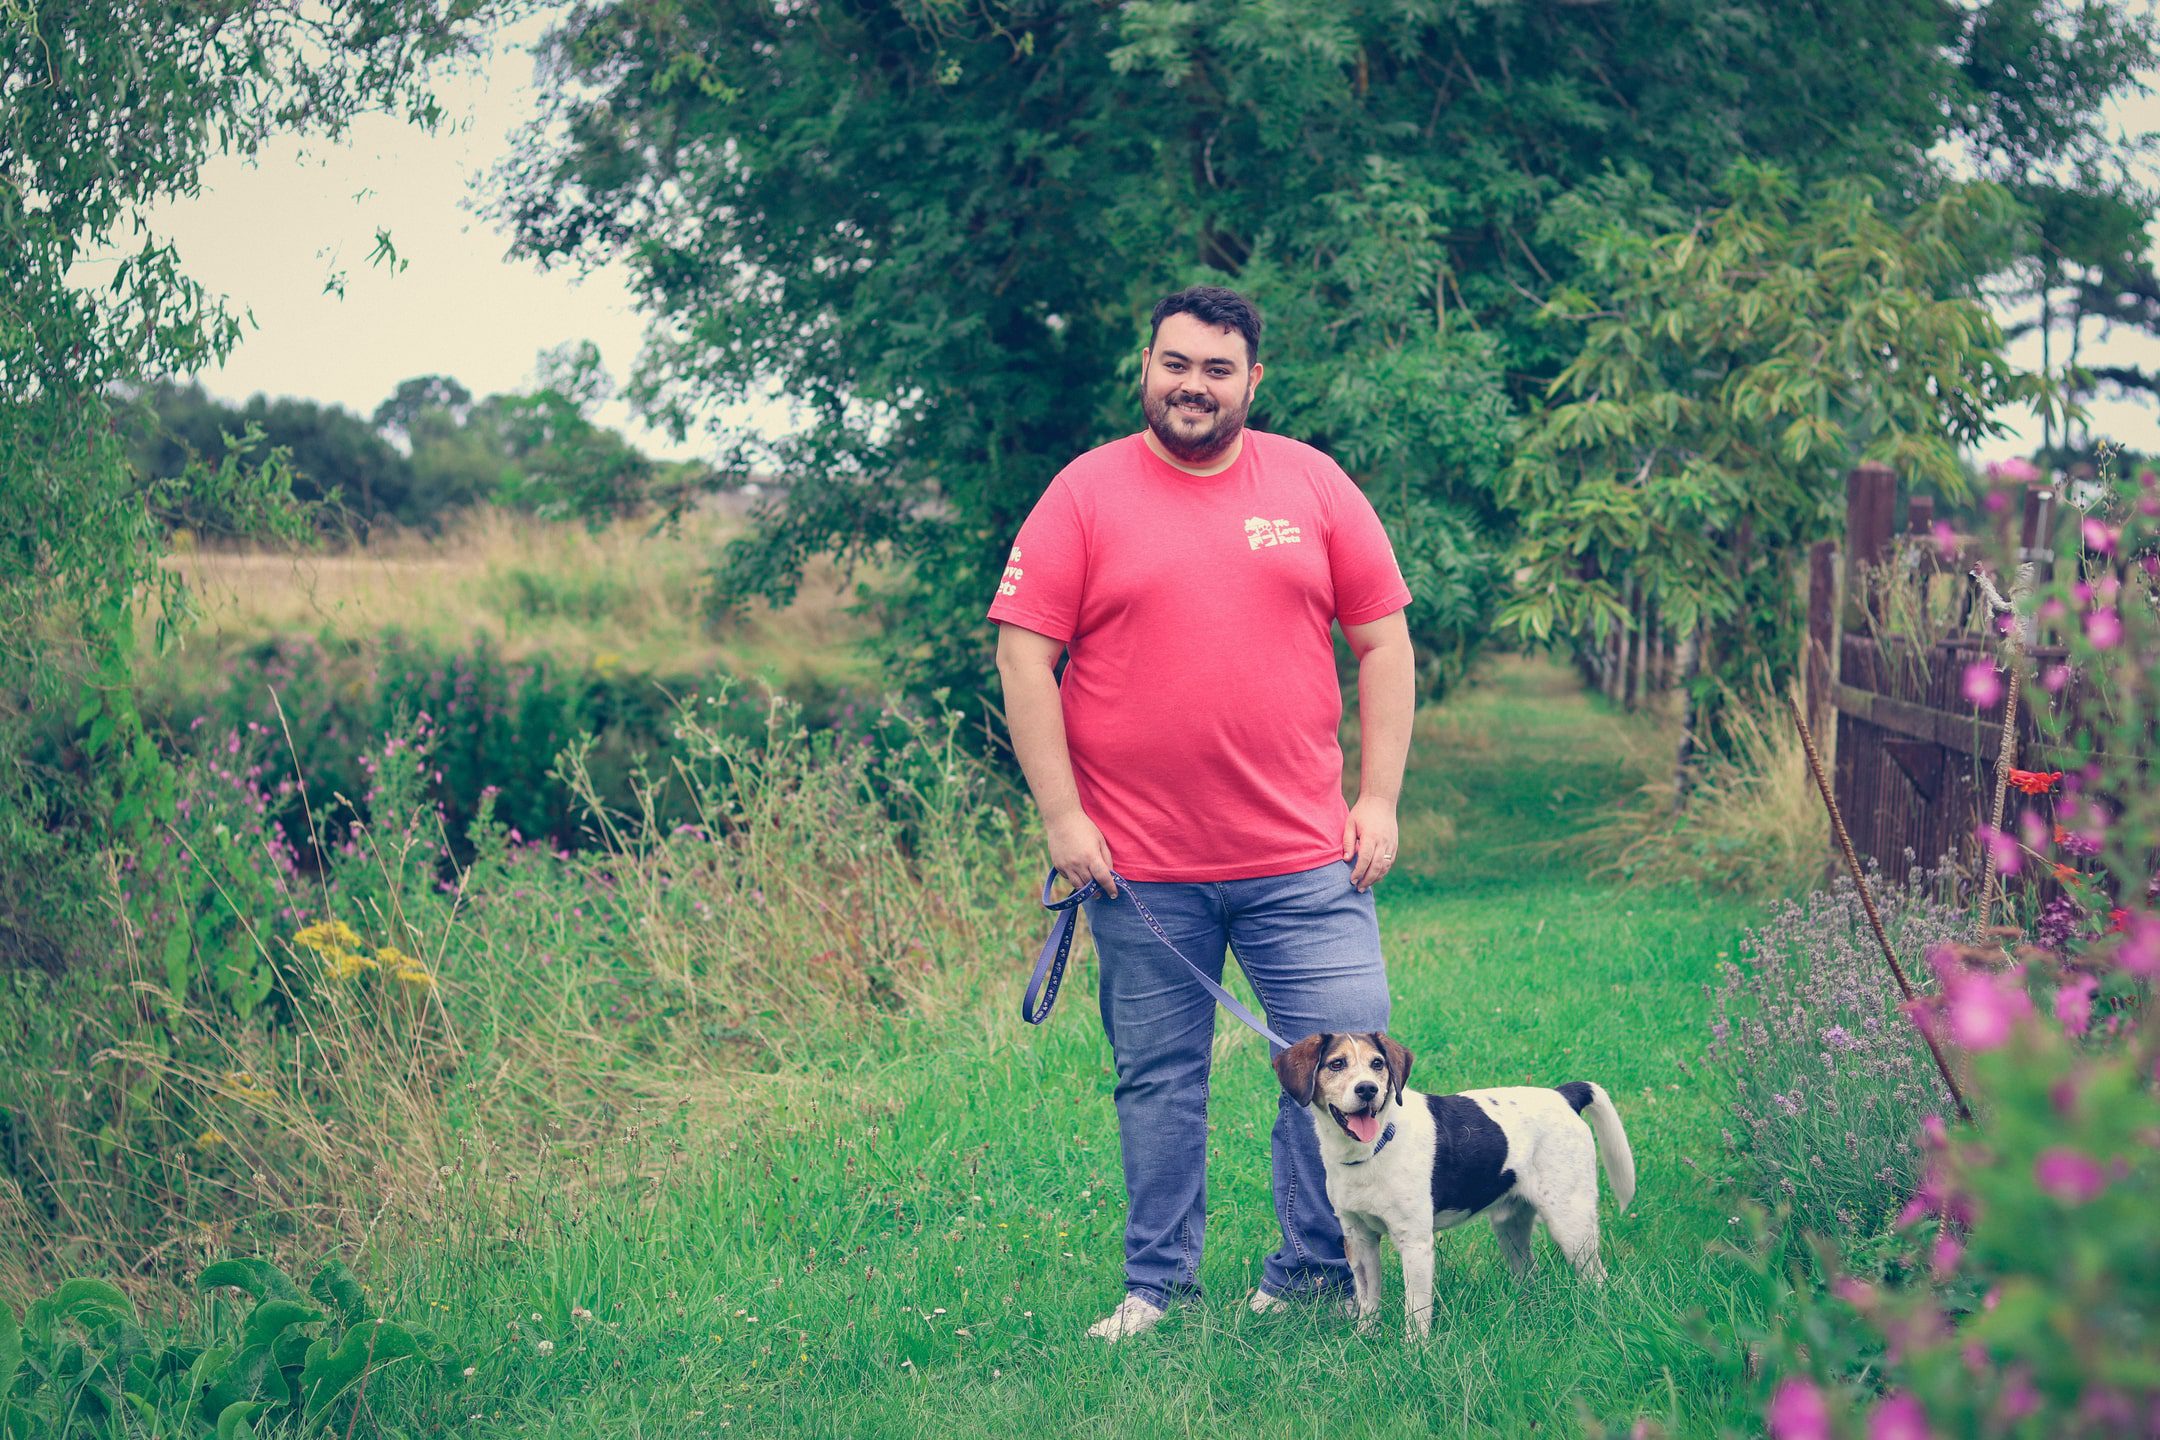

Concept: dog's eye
[[1328, 1058, 1346, 1071], [1370, 1058, 1384, 1069]]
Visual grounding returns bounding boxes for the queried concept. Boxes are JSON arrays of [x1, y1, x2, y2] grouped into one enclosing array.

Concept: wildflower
[[2055, 976, 2098, 1037], [197, 1128, 227, 1149], [1868, 1391, 1933, 1440], [2033, 1147, 2107, 1203], [2005, 769, 2061, 795], [1960, 661, 2002, 708], [294, 919, 364, 954], [2080, 516, 2118, 554], [1928, 1230, 1963, 1280], [535, 1339, 555, 1355], [2085, 607, 2122, 649], [1986, 457, 2041, 485], [1766, 1378, 1832, 1440], [2050, 862, 2079, 885], [393, 964, 438, 990], [1938, 963, 2031, 1051], [221, 1071, 274, 1103], [1971, 825, 2019, 877], [325, 950, 378, 982]]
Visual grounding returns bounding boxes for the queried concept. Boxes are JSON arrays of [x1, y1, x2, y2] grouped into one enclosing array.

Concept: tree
[[494, 0, 2156, 712], [372, 372, 474, 440], [1497, 163, 2047, 773], [2, 1, 493, 963]]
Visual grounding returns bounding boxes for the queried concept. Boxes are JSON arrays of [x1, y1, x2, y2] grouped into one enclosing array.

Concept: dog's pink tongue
[[1346, 1112, 1380, 1145]]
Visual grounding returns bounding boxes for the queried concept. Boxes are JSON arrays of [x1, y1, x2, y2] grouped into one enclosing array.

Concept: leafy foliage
[[494, 0, 2153, 709], [1500, 164, 2047, 745]]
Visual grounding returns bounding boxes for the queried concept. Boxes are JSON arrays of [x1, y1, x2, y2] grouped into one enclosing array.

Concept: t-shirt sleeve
[[1326, 469, 1414, 626], [985, 477, 1087, 642]]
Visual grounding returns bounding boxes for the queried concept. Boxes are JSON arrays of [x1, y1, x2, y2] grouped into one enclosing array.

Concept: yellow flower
[[219, 1071, 273, 1103], [325, 949, 377, 982], [197, 1128, 227, 1148], [295, 919, 364, 955], [393, 964, 438, 990], [375, 945, 420, 971]]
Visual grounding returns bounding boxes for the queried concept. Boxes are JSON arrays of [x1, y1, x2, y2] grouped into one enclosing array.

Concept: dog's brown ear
[[1273, 1033, 1330, 1107], [1375, 1031, 1413, 1105]]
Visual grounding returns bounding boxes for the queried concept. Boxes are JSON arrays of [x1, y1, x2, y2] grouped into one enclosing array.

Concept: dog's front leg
[[1397, 1232, 1437, 1340], [1342, 1216, 1384, 1330]]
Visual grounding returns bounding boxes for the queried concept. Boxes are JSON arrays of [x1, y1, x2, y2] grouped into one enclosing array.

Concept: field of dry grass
[[149, 504, 881, 687]]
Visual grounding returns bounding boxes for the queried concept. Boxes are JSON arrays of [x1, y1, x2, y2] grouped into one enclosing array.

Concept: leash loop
[[1023, 868, 1290, 1049]]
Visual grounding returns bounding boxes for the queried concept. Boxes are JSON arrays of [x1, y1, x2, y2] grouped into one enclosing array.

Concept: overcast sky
[[124, 7, 2158, 468]]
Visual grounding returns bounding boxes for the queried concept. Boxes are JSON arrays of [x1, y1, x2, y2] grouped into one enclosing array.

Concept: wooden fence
[[1809, 463, 2082, 887]]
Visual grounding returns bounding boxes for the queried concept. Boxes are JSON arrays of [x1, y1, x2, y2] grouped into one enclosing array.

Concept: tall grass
[[1579, 677, 1831, 902], [0, 684, 1037, 1315]]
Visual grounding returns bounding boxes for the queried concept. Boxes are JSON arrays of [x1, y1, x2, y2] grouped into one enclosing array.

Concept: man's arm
[[995, 622, 1118, 896], [1340, 610, 1415, 891]]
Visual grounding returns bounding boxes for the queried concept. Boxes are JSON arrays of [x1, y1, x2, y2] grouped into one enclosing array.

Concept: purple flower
[[1972, 824, 2019, 876], [2054, 975, 2097, 1037], [1773, 1092, 1802, 1117], [1868, 1391, 1933, 1440], [2041, 663, 2070, 693], [2085, 607, 2122, 649], [2081, 516, 2118, 554], [1961, 661, 2003, 708], [1820, 1025, 1855, 1051], [2034, 1147, 2107, 1203], [1767, 1379, 1832, 1440]]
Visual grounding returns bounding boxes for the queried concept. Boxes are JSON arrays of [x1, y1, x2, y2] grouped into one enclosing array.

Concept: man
[[988, 284, 1416, 1341]]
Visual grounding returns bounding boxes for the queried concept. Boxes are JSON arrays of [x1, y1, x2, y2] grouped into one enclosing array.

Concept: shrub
[[1703, 859, 1969, 1238]]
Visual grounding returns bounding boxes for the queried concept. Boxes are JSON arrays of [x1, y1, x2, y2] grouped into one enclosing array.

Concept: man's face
[[1141, 311, 1261, 464]]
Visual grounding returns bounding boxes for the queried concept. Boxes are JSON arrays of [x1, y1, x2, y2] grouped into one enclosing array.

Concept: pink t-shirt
[[987, 430, 1411, 882]]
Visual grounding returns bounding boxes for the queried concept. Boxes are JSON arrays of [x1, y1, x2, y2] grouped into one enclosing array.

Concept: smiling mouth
[[1328, 1103, 1382, 1145]]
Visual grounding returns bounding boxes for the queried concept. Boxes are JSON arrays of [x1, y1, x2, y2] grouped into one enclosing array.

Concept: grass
[[149, 504, 882, 689], [1, 651, 1776, 1436], [310, 656, 1768, 1438]]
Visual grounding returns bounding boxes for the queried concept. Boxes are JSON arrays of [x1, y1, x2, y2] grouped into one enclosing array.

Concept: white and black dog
[[1273, 1031, 1635, 1337]]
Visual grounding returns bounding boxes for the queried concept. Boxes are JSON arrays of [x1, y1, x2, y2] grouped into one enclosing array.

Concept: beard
[[1142, 380, 1253, 464]]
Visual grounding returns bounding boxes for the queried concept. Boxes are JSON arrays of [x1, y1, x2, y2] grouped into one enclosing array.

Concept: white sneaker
[[1085, 1294, 1166, 1342]]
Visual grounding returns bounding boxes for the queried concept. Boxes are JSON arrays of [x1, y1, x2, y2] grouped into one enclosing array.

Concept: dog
[[1273, 1031, 1635, 1337]]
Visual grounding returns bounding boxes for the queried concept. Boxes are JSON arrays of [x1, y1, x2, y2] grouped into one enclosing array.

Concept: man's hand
[[1342, 794, 1400, 892], [1048, 811, 1118, 898]]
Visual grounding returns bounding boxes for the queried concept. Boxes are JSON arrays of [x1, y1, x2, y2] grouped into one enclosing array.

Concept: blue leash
[[1023, 868, 1290, 1049]]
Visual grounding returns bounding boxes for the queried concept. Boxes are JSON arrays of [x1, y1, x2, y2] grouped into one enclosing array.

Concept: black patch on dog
[[1426, 1094, 1516, 1217], [1556, 1081, 1595, 1115]]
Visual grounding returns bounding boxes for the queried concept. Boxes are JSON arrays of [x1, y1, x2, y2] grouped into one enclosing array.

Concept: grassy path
[[388, 658, 1767, 1437]]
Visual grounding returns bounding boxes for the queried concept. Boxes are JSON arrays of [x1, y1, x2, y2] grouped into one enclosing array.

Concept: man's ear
[[1375, 1031, 1413, 1105], [1273, 1033, 1329, 1107]]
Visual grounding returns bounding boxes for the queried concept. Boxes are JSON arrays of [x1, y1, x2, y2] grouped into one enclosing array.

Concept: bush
[[1704, 860, 1969, 1238]]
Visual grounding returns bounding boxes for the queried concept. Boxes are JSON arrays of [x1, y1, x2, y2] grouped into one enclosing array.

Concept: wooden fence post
[[1844, 462, 1897, 628], [1806, 538, 1838, 766]]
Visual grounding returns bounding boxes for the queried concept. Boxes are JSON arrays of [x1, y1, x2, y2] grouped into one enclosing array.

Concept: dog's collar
[[1341, 1121, 1396, 1164]]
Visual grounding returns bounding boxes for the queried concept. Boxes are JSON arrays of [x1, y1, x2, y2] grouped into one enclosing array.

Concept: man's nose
[[1354, 1081, 1379, 1101]]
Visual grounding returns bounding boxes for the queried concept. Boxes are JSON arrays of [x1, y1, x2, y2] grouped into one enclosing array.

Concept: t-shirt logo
[[1244, 517, 1302, 549], [998, 545, 1023, 597]]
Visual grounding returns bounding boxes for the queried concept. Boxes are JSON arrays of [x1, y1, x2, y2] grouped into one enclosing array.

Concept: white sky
[[123, 8, 2159, 467]]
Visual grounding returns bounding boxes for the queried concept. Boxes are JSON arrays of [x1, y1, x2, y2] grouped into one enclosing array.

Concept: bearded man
[[988, 284, 1416, 1340]]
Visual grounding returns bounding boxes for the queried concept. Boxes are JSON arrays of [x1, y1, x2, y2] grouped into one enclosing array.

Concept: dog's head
[[1273, 1031, 1413, 1145]]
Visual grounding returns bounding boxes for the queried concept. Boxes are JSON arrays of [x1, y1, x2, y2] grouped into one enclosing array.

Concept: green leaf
[[308, 1260, 370, 1327], [240, 1300, 323, 1352], [301, 1322, 421, 1423], [0, 1303, 20, 1398], [29, 1279, 135, 1332], [196, 1260, 303, 1305], [215, 1399, 266, 1440]]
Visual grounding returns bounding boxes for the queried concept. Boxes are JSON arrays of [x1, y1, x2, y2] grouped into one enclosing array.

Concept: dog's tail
[[1556, 1081, 1636, 1212]]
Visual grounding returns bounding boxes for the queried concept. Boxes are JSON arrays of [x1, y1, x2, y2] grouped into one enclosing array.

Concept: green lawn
[[352, 658, 1770, 1438]]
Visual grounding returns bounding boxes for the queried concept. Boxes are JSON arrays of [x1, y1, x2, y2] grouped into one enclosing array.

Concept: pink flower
[[2034, 1147, 2108, 1203], [1929, 1229, 1964, 1279], [2055, 975, 2098, 1037], [1934, 954, 2031, 1050], [1997, 1368, 2038, 1421], [1868, 1392, 1933, 1440], [1920, 1113, 1948, 1149], [1961, 661, 2003, 707], [1987, 457, 2042, 484], [2081, 517, 2118, 554], [2085, 607, 2122, 649], [2114, 911, 2160, 978], [2041, 663, 2070, 694], [1930, 521, 1958, 558], [1984, 489, 2012, 513], [1972, 824, 2020, 877], [1768, 1378, 1833, 1440]]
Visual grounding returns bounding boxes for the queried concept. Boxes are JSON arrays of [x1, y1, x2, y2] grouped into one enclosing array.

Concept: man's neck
[[1141, 426, 1246, 477]]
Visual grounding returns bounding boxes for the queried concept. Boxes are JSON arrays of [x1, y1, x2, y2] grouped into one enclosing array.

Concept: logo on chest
[[1244, 517, 1302, 550]]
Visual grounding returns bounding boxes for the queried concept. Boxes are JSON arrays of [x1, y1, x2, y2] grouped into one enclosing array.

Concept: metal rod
[[1787, 694, 1974, 1123]]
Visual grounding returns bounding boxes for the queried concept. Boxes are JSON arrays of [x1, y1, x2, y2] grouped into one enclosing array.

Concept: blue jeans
[[1084, 858, 1390, 1308]]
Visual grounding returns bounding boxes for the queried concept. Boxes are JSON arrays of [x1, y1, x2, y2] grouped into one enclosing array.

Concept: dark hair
[[1150, 285, 1262, 367]]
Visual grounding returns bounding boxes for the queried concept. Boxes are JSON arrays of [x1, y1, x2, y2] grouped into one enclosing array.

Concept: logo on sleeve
[[1244, 517, 1302, 549], [998, 545, 1023, 597]]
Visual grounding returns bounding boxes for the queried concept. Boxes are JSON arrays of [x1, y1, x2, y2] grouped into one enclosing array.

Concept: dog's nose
[[1354, 1081, 1379, 1101]]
